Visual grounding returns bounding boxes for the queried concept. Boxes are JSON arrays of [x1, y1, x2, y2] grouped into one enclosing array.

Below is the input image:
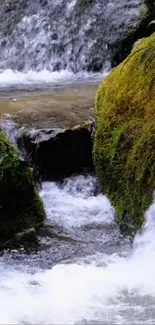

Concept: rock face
[[0, 0, 155, 72], [17, 120, 94, 181], [0, 130, 45, 246], [94, 32, 155, 230]]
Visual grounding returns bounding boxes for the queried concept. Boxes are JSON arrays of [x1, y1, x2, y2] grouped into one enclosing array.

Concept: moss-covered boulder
[[0, 130, 45, 245], [94, 32, 155, 230]]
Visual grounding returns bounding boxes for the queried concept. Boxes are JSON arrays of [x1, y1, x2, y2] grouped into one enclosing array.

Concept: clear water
[[0, 175, 154, 324]]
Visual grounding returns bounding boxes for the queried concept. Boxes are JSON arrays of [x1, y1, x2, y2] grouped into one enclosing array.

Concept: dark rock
[[0, 227, 38, 249], [13, 227, 38, 245], [0, 130, 46, 248], [87, 57, 103, 72], [51, 32, 58, 41], [17, 120, 95, 181], [0, 157, 3, 165], [119, 214, 137, 236], [147, 20, 155, 36]]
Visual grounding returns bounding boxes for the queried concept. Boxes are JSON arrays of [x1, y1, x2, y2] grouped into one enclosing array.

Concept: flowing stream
[[0, 0, 155, 323], [0, 0, 148, 89], [0, 174, 155, 324]]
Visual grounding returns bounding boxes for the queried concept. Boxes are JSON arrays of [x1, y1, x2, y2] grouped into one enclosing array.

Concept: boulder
[[17, 120, 95, 182], [94, 32, 155, 230], [0, 130, 45, 246]]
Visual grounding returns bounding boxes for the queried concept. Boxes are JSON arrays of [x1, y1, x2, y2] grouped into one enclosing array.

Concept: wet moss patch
[[94, 32, 155, 230], [0, 130, 45, 244]]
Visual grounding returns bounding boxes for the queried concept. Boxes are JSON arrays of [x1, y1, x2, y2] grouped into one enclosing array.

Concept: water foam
[[40, 175, 114, 229], [0, 69, 107, 89], [0, 176, 155, 324]]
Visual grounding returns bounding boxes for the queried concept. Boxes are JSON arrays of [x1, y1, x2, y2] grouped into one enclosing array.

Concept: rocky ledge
[[0, 83, 96, 182], [17, 120, 95, 182]]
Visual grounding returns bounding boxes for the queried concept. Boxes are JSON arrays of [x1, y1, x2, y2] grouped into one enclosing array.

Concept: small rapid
[[0, 175, 154, 324], [0, 69, 107, 90]]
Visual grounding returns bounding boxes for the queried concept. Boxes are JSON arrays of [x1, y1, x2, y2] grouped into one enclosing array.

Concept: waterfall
[[0, 0, 151, 87]]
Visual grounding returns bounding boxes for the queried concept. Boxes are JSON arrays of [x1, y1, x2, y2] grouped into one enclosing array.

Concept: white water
[[41, 175, 114, 229], [0, 69, 108, 89], [0, 175, 155, 324], [0, 69, 74, 87]]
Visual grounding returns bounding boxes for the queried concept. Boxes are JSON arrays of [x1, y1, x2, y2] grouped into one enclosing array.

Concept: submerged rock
[[94, 32, 155, 230], [0, 227, 38, 249], [17, 120, 95, 181], [0, 130, 45, 247]]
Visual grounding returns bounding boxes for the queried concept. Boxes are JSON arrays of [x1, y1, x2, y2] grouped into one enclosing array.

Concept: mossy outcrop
[[0, 130, 45, 245], [94, 32, 155, 230]]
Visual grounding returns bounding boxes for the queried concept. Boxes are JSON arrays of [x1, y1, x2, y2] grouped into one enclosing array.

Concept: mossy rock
[[94, 32, 155, 230], [0, 130, 45, 244]]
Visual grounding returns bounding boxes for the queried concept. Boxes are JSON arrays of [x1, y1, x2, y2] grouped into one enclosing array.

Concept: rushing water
[[0, 174, 155, 324], [0, 69, 107, 90], [0, 0, 150, 89], [0, 0, 146, 74], [0, 0, 155, 322]]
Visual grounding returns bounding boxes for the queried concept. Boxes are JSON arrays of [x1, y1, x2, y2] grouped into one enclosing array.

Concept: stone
[[17, 120, 95, 182], [0, 130, 46, 246], [94, 32, 155, 230]]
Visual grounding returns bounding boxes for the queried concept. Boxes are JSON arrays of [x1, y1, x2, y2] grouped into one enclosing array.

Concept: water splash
[[0, 68, 107, 89], [0, 175, 154, 324], [40, 175, 115, 229], [0, 0, 146, 76]]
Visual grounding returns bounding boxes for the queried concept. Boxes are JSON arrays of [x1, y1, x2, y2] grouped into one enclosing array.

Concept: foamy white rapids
[[0, 175, 155, 324], [0, 69, 106, 88], [0, 69, 74, 86], [40, 175, 114, 229]]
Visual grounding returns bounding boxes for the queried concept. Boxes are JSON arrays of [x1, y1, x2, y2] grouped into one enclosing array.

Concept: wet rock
[[14, 227, 37, 244], [147, 20, 155, 36], [40, 224, 78, 243], [0, 130, 46, 248], [0, 227, 38, 249], [94, 32, 155, 230], [17, 119, 95, 181]]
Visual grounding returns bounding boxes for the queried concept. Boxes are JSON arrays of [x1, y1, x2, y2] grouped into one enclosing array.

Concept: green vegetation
[[94, 32, 155, 229], [0, 130, 45, 243]]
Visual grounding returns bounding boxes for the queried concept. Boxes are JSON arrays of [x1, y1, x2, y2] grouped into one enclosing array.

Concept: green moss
[[94, 32, 155, 230], [0, 130, 45, 243]]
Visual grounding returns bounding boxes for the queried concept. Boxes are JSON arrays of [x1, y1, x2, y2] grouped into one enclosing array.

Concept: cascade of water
[[0, 175, 154, 324], [0, 0, 149, 87]]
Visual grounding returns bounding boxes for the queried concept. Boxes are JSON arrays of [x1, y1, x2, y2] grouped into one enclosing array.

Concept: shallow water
[[0, 174, 154, 324], [0, 70, 104, 129]]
